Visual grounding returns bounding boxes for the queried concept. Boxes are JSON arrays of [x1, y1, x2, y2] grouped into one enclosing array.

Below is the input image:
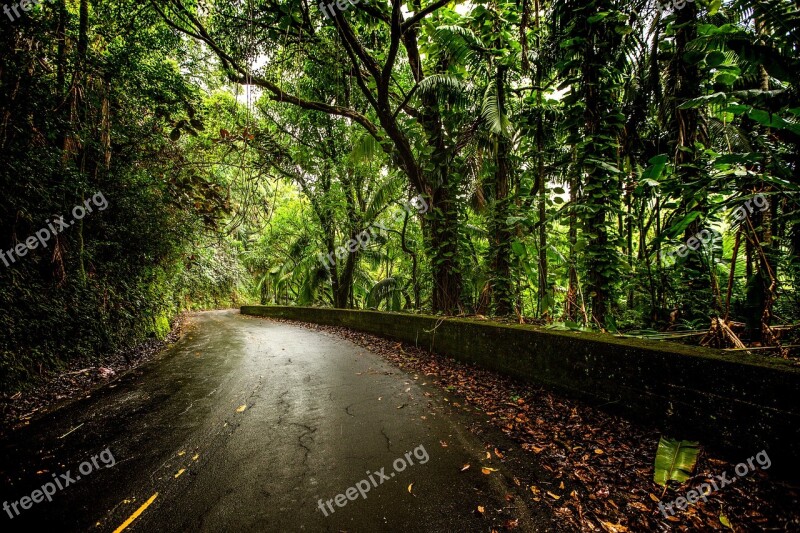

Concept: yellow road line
[[112, 492, 158, 533]]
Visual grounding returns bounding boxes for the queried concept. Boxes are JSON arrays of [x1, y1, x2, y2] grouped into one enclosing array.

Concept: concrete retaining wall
[[241, 305, 800, 474]]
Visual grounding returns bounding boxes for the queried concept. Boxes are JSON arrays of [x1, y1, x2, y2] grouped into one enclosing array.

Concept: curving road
[[0, 310, 551, 532]]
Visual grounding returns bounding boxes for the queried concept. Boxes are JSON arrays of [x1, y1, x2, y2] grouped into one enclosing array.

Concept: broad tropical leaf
[[653, 437, 700, 486]]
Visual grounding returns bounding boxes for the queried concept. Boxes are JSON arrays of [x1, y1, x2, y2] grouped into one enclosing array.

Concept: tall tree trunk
[[488, 66, 514, 316], [578, 2, 622, 327], [427, 179, 463, 314], [671, 1, 710, 317], [417, 85, 463, 314], [565, 149, 579, 322]]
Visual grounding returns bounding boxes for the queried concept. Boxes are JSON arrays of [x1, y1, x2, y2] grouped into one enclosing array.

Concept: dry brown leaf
[[522, 443, 545, 454], [629, 502, 649, 512], [599, 521, 628, 533], [649, 493, 660, 502]]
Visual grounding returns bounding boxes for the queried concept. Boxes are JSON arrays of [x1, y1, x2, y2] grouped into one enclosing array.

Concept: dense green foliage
[[1, 0, 799, 387]]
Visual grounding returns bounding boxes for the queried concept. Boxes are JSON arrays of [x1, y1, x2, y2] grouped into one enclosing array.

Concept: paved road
[[0, 310, 548, 532]]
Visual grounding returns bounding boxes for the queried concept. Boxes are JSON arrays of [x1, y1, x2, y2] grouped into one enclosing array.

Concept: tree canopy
[[2, 0, 799, 386]]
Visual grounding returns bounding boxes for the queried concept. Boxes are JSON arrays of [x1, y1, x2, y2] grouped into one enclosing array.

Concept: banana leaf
[[654, 437, 700, 486]]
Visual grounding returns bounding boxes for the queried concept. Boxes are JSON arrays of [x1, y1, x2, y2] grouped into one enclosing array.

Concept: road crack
[[380, 426, 392, 452]]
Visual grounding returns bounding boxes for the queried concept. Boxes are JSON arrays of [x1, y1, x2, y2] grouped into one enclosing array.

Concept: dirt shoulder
[[0, 313, 190, 433]]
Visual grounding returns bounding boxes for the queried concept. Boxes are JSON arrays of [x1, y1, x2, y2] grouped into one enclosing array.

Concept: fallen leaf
[[594, 449, 604, 455], [629, 501, 649, 512], [522, 443, 545, 454], [486, 451, 491, 460], [599, 521, 628, 532], [481, 467, 499, 475], [648, 493, 660, 503], [494, 448, 504, 458], [547, 491, 561, 500]]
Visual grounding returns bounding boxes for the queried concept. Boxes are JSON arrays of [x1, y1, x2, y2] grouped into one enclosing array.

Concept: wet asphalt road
[[0, 310, 547, 532]]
